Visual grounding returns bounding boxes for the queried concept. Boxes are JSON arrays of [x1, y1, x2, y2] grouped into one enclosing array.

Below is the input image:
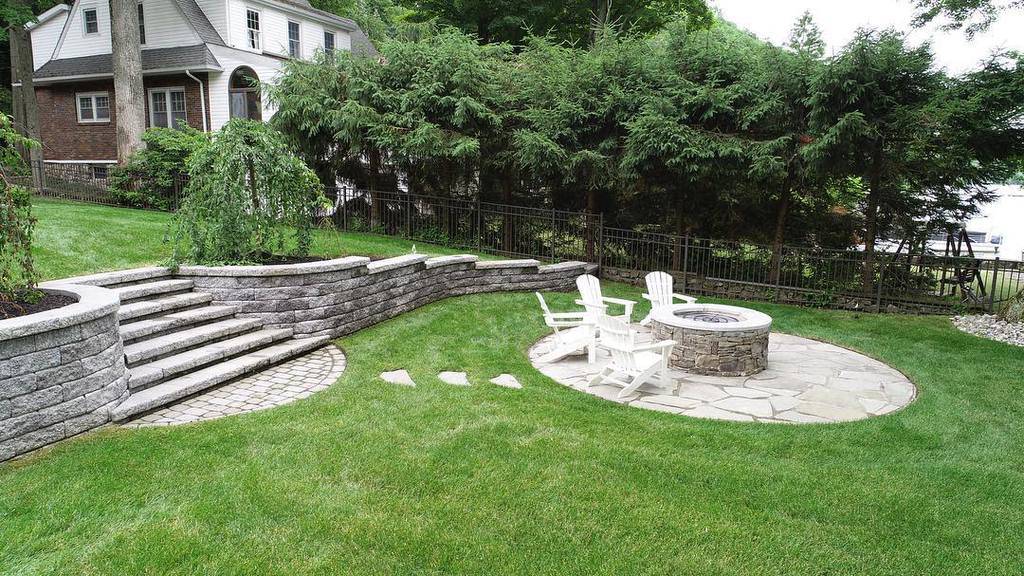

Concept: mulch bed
[[257, 254, 331, 265], [1, 293, 78, 320]]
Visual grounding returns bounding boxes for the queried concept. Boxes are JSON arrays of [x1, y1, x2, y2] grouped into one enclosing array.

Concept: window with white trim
[[288, 21, 301, 57], [246, 9, 261, 49], [76, 92, 110, 123], [83, 7, 99, 35], [138, 2, 146, 45], [324, 31, 335, 54], [149, 88, 187, 128]]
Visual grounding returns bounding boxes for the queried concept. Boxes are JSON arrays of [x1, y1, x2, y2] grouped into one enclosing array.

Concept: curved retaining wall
[[2, 254, 588, 460], [1, 284, 128, 461], [177, 254, 590, 338]]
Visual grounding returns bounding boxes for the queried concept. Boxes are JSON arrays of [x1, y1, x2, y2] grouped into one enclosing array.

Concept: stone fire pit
[[650, 303, 772, 376]]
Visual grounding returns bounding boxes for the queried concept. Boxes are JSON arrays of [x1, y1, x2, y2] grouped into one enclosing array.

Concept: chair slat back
[[645, 271, 674, 308], [576, 274, 603, 306], [535, 292, 552, 316], [597, 314, 638, 373]]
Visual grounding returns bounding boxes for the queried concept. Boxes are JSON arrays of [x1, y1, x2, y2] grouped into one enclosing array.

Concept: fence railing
[[24, 171, 1022, 315], [322, 187, 1022, 314], [24, 161, 183, 211]]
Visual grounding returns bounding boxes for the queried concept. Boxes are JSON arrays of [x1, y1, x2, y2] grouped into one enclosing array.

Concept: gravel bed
[[952, 314, 1024, 348]]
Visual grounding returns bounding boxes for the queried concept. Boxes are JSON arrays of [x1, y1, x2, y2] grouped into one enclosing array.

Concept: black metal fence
[[25, 170, 1023, 315], [322, 187, 1022, 314], [24, 161, 183, 211]]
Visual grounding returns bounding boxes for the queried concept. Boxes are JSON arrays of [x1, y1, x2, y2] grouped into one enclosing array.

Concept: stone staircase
[[108, 271, 329, 422]]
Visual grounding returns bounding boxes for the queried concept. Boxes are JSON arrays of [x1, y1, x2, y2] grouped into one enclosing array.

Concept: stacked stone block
[[652, 322, 769, 377], [1, 285, 128, 461]]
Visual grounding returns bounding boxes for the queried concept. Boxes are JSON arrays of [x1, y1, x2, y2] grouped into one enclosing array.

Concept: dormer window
[[288, 21, 300, 57], [324, 31, 335, 54], [246, 9, 261, 50], [83, 7, 99, 35]]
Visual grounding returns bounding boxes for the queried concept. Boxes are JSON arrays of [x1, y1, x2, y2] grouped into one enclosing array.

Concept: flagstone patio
[[529, 329, 916, 423]]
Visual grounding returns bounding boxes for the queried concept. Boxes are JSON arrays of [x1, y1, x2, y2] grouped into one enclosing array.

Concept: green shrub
[[173, 119, 329, 264], [999, 291, 1024, 323], [0, 113, 40, 306], [110, 125, 207, 209]]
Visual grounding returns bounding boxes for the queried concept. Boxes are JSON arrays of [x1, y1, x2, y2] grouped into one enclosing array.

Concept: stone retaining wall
[[2, 254, 588, 461], [1, 284, 128, 461], [177, 255, 589, 338]]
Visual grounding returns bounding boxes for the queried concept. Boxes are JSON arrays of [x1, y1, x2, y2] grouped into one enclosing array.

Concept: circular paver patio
[[529, 329, 916, 423], [123, 345, 347, 427]]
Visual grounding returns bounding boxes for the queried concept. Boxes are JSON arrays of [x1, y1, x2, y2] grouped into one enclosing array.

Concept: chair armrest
[[672, 293, 697, 304], [601, 296, 638, 306], [632, 340, 676, 353], [546, 312, 588, 320], [575, 299, 607, 310]]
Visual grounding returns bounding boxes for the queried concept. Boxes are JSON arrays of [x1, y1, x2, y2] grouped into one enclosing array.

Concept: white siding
[[224, 0, 351, 56], [195, 0, 227, 39], [139, 0, 200, 49], [56, 0, 111, 59], [54, 0, 199, 60], [206, 44, 285, 130], [30, 15, 67, 70]]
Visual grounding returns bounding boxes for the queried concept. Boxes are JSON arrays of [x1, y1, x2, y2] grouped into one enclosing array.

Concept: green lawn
[[3, 200, 1024, 574], [31, 198, 488, 281]]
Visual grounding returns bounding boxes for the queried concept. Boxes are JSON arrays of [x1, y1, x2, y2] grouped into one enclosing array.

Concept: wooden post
[[9, 25, 44, 190]]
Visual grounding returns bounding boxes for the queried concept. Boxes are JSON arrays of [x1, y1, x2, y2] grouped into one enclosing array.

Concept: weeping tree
[[174, 120, 328, 264]]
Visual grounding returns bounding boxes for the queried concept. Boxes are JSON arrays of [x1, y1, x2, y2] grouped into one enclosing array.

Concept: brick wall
[[35, 73, 212, 162]]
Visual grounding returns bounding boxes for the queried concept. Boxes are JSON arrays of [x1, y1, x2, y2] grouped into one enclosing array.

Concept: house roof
[[173, 0, 225, 46], [268, 0, 359, 31], [25, 4, 70, 30], [33, 45, 221, 82]]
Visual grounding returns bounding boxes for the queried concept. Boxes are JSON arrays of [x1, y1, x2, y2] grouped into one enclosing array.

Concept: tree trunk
[[769, 188, 792, 286], [9, 26, 44, 189], [589, 0, 610, 45], [862, 189, 880, 296], [110, 0, 146, 163], [369, 149, 382, 229], [585, 187, 599, 261], [501, 173, 514, 253], [862, 145, 884, 295]]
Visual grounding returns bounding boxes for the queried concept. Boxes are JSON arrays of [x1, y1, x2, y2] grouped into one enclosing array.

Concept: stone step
[[128, 328, 294, 391], [111, 336, 332, 421], [118, 292, 214, 322], [113, 279, 195, 303], [120, 305, 238, 344], [123, 317, 264, 366]]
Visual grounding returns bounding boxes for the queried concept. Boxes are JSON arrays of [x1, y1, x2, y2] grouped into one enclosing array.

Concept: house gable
[[51, 0, 205, 61]]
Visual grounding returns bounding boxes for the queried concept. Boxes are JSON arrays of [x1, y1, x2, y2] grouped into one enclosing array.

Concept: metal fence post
[[476, 198, 482, 252], [875, 262, 886, 312], [989, 257, 1000, 313], [341, 186, 348, 231], [681, 234, 690, 290], [550, 208, 556, 262], [597, 212, 604, 275]]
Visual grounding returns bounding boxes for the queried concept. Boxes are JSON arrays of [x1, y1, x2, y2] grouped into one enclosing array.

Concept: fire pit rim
[[650, 303, 772, 333]]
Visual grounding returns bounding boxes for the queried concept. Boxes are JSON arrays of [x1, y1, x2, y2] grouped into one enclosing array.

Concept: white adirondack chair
[[640, 271, 697, 325], [535, 292, 595, 363], [588, 314, 677, 399], [575, 274, 637, 323]]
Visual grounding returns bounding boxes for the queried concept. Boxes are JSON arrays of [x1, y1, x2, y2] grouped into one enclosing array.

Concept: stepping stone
[[712, 397, 773, 418], [438, 371, 470, 386], [380, 370, 416, 387], [490, 374, 522, 389], [723, 386, 772, 399], [642, 394, 701, 410]]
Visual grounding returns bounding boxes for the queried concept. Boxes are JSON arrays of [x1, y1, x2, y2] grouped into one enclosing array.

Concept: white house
[[24, 0, 374, 175]]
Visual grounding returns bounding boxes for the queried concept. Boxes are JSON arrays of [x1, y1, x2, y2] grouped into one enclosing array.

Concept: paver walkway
[[123, 345, 346, 427], [529, 329, 915, 423]]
